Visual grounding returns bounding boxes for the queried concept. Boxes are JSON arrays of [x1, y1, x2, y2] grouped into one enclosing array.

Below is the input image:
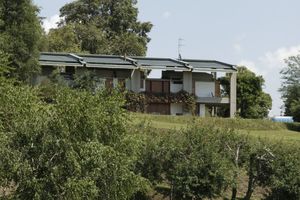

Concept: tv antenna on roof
[[178, 38, 184, 60]]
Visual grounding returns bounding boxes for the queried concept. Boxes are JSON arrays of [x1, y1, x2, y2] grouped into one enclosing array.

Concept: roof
[[39, 53, 84, 67], [39, 52, 237, 72], [183, 59, 235, 72]]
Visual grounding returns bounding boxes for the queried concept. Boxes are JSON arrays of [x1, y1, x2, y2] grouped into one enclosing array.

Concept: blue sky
[[34, 0, 300, 116]]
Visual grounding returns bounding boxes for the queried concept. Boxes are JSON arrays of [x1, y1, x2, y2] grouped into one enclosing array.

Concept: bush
[[266, 143, 300, 199], [134, 126, 234, 199], [0, 81, 148, 199]]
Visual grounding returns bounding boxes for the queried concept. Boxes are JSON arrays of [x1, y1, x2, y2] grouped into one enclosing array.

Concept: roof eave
[[39, 61, 83, 67]]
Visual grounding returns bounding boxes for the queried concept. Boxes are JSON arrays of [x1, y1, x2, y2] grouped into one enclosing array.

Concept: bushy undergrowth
[[130, 120, 300, 200], [0, 81, 148, 199]]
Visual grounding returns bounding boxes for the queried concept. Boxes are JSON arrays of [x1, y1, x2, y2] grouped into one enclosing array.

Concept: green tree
[[0, 0, 42, 82], [46, 0, 152, 55], [0, 50, 12, 77], [47, 24, 81, 53], [0, 82, 148, 199], [220, 67, 272, 119], [262, 142, 300, 200], [280, 55, 300, 121]]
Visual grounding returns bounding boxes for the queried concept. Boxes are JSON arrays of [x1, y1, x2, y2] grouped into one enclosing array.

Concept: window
[[173, 80, 183, 84], [171, 77, 183, 84]]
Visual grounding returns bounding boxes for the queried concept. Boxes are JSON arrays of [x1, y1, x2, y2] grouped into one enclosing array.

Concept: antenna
[[178, 38, 184, 60]]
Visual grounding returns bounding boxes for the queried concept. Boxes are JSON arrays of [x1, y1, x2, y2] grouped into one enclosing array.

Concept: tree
[[266, 143, 300, 200], [0, 50, 12, 77], [220, 67, 272, 119], [46, 0, 152, 56], [47, 24, 81, 53], [280, 55, 300, 121], [0, 82, 148, 199], [0, 0, 42, 82]]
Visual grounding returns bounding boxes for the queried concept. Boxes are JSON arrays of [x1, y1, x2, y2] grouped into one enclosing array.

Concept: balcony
[[196, 96, 230, 104], [146, 79, 170, 93]]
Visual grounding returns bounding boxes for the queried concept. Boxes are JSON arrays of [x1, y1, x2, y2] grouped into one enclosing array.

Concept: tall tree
[[280, 55, 300, 121], [47, 0, 152, 55], [47, 24, 81, 53], [220, 67, 272, 119], [0, 0, 42, 82]]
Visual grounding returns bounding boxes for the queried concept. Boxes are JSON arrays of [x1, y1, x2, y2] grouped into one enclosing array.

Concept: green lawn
[[131, 113, 300, 143]]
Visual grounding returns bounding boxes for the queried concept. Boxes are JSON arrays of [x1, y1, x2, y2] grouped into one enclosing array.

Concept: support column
[[230, 72, 237, 118], [199, 104, 206, 117], [183, 71, 193, 93], [130, 69, 141, 92]]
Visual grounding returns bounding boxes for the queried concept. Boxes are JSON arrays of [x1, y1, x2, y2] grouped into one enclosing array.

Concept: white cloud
[[42, 14, 61, 33], [237, 45, 300, 116], [259, 45, 300, 70], [162, 11, 172, 19]]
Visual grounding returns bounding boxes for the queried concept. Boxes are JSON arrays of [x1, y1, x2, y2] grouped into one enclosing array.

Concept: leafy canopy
[[220, 67, 272, 119], [0, 81, 148, 199], [46, 0, 152, 56], [0, 0, 42, 82], [280, 55, 300, 121]]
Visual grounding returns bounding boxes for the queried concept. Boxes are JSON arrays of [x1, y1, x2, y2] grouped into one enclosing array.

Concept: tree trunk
[[231, 186, 237, 200], [231, 146, 240, 200], [244, 155, 256, 200]]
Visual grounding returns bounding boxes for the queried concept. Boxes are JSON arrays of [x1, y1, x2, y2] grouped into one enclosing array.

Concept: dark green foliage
[[134, 126, 234, 200], [47, 24, 81, 53], [170, 127, 232, 199], [220, 67, 272, 119], [0, 50, 12, 77], [265, 143, 300, 200], [0, 0, 42, 82], [46, 0, 153, 56], [73, 70, 105, 92], [0, 81, 147, 199], [280, 55, 300, 122]]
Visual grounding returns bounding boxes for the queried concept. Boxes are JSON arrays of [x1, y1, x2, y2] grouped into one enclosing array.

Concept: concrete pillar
[[230, 73, 237, 118], [199, 104, 206, 117], [130, 69, 141, 92], [113, 78, 118, 88], [183, 71, 193, 93]]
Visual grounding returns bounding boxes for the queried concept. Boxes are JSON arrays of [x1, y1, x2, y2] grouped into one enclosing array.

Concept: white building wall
[[195, 81, 215, 97], [170, 82, 183, 93], [199, 104, 206, 117], [171, 103, 183, 115], [183, 72, 193, 93]]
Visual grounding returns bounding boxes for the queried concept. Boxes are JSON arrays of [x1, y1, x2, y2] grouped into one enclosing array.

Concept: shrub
[[266, 143, 300, 199], [0, 81, 148, 199]]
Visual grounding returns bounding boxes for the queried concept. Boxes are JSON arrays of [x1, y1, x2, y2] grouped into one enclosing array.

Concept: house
[[38, 52, 237, 117]]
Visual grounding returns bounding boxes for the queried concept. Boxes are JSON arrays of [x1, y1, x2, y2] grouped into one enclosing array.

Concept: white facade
[[195, 81, 215, 97], [199, 104, 206, 117], [170, 81, 183, 93], [171, 103, 183, 115]]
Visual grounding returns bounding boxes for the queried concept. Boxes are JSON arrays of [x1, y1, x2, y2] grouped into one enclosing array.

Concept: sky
[[34, 0, 300, 116]]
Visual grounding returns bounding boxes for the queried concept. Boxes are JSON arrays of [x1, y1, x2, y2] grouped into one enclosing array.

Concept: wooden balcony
[[146, 79, 170, 93]]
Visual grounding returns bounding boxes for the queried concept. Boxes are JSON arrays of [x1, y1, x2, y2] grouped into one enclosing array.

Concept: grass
[[130, 113, 300, 143]]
